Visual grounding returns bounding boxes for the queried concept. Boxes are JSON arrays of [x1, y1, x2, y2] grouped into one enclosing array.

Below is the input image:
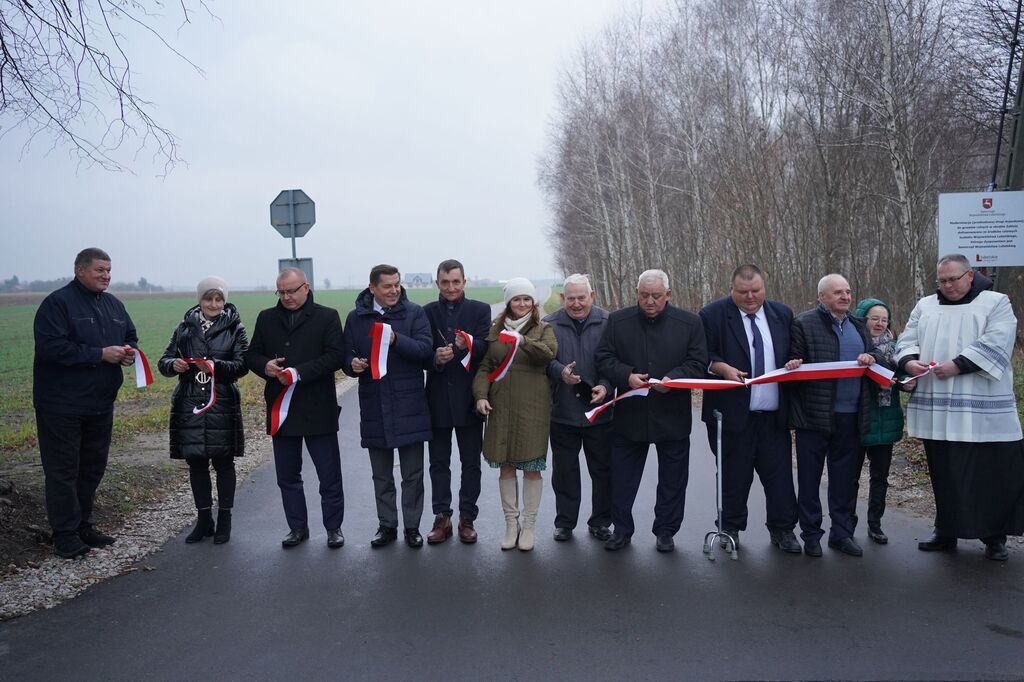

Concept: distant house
[[404, 272, 433, 288]]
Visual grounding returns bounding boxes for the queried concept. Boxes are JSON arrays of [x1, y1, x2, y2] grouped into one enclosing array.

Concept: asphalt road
[[2, 388, 1023, 681]]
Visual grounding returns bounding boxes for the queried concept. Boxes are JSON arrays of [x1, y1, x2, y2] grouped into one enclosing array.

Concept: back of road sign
[[271, 190, 316, 238]]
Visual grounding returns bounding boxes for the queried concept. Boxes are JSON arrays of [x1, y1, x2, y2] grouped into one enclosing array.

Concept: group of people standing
[[32, 249, 1024, 562]]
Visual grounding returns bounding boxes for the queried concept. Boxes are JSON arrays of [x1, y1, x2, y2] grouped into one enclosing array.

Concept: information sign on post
[[938, 191, 1024, 266]]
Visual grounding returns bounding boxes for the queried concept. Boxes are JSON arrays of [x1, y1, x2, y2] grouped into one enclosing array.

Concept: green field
[[0, 287, 503, 453]]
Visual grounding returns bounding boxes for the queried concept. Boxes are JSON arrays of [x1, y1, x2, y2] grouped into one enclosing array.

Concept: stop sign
[[270, 189, 316, 238]]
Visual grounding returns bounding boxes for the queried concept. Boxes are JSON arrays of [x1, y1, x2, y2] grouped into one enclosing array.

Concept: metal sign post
[[270, 189, 316, 284]]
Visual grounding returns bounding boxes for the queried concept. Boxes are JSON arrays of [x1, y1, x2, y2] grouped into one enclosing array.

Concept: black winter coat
[[423, 296, 492, 429], [245, 294, 345, 437], [788, 305, 872, 434], [33, 279, 139, 416], [544, 306, 613, 427], [342, 288, 433, 449], [595, 304, 709, 442], [158, 303, 249, 459]]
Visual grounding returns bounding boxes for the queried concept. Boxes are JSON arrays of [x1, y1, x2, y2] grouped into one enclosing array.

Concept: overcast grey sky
[[0, 1, 647, 290]]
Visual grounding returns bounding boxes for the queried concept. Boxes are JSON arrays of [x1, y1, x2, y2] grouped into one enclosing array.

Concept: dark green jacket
[[854, 297, 906, 447]]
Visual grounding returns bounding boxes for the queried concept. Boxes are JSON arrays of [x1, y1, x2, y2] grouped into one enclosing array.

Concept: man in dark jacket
[[700, 265, 801, 554], [544, 274, 613, 543], [789, 273, 875, 558], [422, 259, 491, 544], [33, 247, 138, 558], [343, 264, 433, 548], [245, 268, 346, 549], [595, 269, 708, 552]]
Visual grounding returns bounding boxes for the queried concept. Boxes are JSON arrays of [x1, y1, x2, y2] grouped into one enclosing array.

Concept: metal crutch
[[703, 409, 738, 561]]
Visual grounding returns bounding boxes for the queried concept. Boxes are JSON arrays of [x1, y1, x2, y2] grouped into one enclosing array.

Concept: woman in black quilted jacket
[[158, 276, 249, 544]]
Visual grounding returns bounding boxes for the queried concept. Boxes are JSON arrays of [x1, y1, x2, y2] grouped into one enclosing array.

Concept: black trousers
[[854, 444, 893, 531], [706, 412, 797, 533], [610, 435, 690, 537], [187, 457, 237, 510], [795, 413, 860, 543], [272, 433, 345, 531], [36, 410, 113, 538], [550, 421, 612, 530], [427, 424, 482, 520]]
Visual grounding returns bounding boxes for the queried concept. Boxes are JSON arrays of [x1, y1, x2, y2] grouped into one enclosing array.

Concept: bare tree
[[0, 0, 210, 173]]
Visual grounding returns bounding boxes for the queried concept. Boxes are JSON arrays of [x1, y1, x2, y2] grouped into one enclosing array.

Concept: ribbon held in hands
[[584, 360, 898, 423], [181, 357, 217, 415], [129, 346, 154, 388], [454, 329, 475, 372], [270, 367, 300, 436], [370, 322, 393, 380], [487, 330, 521, 382]]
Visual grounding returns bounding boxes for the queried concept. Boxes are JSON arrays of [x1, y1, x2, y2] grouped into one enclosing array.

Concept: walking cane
[[703, 409, 738, 561]]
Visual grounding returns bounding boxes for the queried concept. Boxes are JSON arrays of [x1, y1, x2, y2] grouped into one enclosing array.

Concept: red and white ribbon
[[585, 360, 900, 423], [128, 346, 154, 388], [181, 357, 217, 416], [370, 322, 393, 380], [454, 329, 474, 372], [269, 367, 300, 436], [488, 330, 521, 382], [897, 361, 936, 384]]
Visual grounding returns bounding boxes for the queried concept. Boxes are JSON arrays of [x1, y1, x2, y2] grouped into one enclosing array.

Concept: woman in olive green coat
[[472, 278, 557, 552]]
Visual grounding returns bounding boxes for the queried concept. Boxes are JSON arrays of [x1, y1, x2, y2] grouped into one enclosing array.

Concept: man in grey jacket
[[544, 274, 613, 542]]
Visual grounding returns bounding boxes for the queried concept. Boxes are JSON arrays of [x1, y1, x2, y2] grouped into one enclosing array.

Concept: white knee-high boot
[[518, 477, 543, 551], [499, 476, 519, 550]]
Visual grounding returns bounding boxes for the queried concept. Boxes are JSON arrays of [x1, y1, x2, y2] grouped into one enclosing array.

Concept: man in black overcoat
[[595, 269, 708, 552], [245, 268, 346, 549], [33, 247, 138, 558], [699, 265, 800, 554], [422, 259, 491, 544]]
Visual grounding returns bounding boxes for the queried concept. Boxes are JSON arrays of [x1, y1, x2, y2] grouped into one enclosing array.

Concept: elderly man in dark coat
[[700, 264, 801, 554], [246, 267, 346, 549], [422, 259, 491, 544], [595, 269, 708, 552], [544, 273, 614, 543], [33, 247, 138, 558], [344, 264, 434, 548], [788, 273, 875, 558]]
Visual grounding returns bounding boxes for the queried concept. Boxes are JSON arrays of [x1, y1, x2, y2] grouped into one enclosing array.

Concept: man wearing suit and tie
[[699, 265, 802, 553]]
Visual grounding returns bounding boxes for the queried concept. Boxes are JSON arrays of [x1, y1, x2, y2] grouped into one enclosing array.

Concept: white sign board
[[938, 191, 1024, 267]]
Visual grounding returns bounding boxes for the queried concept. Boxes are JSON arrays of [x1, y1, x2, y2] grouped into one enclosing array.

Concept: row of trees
[[0, 276, 164, 293], [540, 0, 1014, 322]]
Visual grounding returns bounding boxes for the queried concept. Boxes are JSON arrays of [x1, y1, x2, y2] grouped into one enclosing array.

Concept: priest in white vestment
[[897, 254, 1024, 561]]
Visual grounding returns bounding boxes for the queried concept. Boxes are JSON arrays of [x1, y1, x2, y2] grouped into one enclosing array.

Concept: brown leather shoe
[[458, 516, 478, 544], [426, 514, 453, 544]]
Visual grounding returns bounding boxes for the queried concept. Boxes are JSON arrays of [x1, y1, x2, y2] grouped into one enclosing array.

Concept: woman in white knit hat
[[471, 278, 557, 550], [158, 276, 249, 544]]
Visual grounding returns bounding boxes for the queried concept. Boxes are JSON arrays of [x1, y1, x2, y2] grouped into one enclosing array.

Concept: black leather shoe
[[281, 528, 309, 548], [588, 525, 612, 541], [371, 526, 398, 548], [327, 529, 345, 548], [54, 535, 91, 559], [828, 537, 864, 557], [604, 532, 631, 551], [867, 527, 888, 545], [79, 526, 116, 547], [404, 528, 423, 548], [985, 541, 1009, 561], [719, 528, 739, 549], [918, 531, 957, 552], [770, 530, 802, 554], [804, 538, 823, 557], [553, 527, 573, 542], [655, 534, 675, 552]]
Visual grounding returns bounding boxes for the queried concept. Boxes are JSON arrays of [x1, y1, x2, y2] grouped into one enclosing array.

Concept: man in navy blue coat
[[33, 247, 138, 558], [699, 265, 801, 554], [343, 264, 433, 548], [422, 259, 491, 544]]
